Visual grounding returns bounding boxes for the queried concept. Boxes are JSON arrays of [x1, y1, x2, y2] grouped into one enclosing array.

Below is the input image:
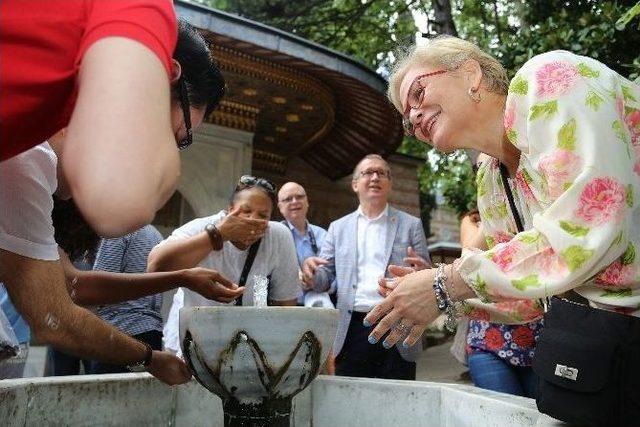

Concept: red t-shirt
[[0, 0, 177, 161]]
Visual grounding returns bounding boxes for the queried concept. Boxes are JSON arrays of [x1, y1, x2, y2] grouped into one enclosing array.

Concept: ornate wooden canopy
[[177, 1, 404, 179]]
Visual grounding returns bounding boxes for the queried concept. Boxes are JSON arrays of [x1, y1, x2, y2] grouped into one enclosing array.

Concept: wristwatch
[[205, 223, 224, 251], [126, 342, 153, 373]]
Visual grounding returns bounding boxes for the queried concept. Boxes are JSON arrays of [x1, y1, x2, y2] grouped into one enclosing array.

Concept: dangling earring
[[468, 87, 481, 103]]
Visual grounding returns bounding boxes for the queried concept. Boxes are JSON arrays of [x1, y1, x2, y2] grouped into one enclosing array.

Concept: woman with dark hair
[[148, 176, 301, 355]]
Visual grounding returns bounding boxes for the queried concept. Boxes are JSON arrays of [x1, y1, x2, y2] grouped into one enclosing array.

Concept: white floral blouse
[[457, 50, 640, 323]]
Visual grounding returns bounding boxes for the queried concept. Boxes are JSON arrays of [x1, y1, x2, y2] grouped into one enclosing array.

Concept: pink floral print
[[494, 299, 543, 320], [627, 109, 640, 146], [493, 231, 512, 245], [535, 247, 569, 279], [468, 308, 490, 321], [538, 149, 580, 198], [535, 61, 579, 97], [515, 170, 536, 201], [575, 177, 626, 225], [595, 261, 634, 288], [459, 51, 640, 323], [492, 241, 522, 272], [504, 101, 516, 130]]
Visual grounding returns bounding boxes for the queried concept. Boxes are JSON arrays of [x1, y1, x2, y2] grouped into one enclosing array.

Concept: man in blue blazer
[[303, 154, 430, 379]]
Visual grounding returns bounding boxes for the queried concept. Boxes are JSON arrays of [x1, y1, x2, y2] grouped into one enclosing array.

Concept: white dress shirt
[[353, 204, 389, 312]]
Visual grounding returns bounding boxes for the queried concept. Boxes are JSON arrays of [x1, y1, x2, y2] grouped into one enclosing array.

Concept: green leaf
[[627, 184, 634, 208], [622, 243, 636, 266], [473, 275, 491, 302], [577, 63, 599, 78], [557, 119, 577, 150], [559, 220, 590, 237], [600, 288, 632, 298], [506, 129, 518, 144], [563, 182, 573, 191], [511, 274, 541, 291], [521, 168, 533, 184], [496, 202, 508, 218], [585, 91, 604, 111], [529, 101, 558, 121], [613, 120, 630, 143], [615, 2, 640, 30], [509, 75, 529, 95], [622, 85, 638, 102], [518, 232, 540, 244], [486, 235, 495, 249], [561, 246, 594, 271], [612, 230, 624, 246]]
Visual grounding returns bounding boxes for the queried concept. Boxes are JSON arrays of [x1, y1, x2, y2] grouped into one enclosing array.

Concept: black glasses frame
[[177, 77, 193, 150]]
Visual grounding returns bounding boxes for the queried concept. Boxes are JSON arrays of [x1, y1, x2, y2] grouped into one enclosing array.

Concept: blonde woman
[[367, 36, 640, 425]]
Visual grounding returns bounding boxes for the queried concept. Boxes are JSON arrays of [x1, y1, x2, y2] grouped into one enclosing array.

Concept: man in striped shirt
[[85, 225, 164, 374]]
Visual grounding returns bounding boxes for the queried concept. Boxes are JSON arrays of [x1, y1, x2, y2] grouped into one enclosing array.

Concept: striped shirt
[[92, 225, 163, 336]]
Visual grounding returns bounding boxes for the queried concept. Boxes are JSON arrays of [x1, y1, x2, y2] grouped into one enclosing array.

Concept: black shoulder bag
[[234, 239, 262, 306], [500, 163, 640, 426]]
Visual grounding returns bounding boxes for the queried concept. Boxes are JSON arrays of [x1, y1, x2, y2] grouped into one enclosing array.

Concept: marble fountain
[[0, 305, 563, 426]]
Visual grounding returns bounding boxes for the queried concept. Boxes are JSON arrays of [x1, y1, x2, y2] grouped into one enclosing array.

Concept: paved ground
[[416, 338, 471, 385]]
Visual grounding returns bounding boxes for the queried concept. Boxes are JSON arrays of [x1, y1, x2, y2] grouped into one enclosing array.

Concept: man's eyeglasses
[[177, 77, 193, 150], [402, 69, 448, 136], [237, 175, 276, 195], [357, 168, 391, 180], [279, 194, 307, 204]]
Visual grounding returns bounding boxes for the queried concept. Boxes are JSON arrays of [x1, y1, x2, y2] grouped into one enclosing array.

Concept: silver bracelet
[[433, 263, 462, 332]]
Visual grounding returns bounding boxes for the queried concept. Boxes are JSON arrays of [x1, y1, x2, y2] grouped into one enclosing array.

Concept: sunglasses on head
[[237, 175, 276, 195]]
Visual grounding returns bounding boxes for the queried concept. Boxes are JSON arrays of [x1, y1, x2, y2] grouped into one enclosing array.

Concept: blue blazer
[[313, 206, 430, 361]]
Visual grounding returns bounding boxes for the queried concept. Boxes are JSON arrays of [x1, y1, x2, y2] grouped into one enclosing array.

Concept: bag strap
[[500, 163, 551, 312], [235, 239, 262, 306], [281, 219, 318, 254], [308, 227, 318, 254], [499, 163, 524, 233]]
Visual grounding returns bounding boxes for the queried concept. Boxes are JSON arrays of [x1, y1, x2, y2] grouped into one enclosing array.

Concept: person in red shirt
[[0, 1, 226, 385], [0, 0, 217, 237]]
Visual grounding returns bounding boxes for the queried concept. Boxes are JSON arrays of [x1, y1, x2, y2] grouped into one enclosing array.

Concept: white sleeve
[[0, 143, 59, 260], [163, 288, 184, 357], [268, 222, 302, 301]]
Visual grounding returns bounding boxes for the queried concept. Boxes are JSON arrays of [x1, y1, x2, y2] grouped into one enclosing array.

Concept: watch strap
[[205, 223, 223, 250]]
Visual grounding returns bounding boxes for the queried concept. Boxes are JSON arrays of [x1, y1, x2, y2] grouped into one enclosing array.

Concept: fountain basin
[[0, 374, 565, 426], [180, 306, 339, 426]]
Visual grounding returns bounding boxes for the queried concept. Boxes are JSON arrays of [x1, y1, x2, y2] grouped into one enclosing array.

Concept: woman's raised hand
[[217, 207, 268, 245]]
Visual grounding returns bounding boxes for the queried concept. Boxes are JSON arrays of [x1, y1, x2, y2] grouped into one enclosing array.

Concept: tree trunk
[[429, 0, 458, 36]]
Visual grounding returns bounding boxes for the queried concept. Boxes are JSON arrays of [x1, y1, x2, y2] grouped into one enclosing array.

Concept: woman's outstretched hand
[[365, 268, 440, 349], [368, 265, 476, 349], [181, 267, 244, 303]]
